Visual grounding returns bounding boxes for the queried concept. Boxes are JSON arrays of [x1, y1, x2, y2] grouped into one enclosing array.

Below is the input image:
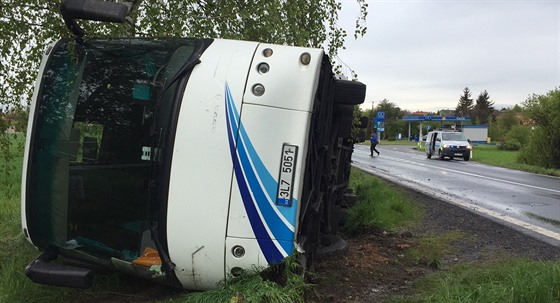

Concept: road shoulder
[[308, 175, 560, 302]]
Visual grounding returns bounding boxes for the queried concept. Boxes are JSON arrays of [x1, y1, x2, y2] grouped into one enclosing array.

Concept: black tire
[[333, 79, 366, 105], [438, 150, 444, 160], [464, 155, 470, 161], [450, 156, 454, 160], [427, 153, 432, 159]]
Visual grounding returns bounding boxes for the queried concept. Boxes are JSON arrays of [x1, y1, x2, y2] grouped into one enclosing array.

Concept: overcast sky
[[336, 0, 559, 113]]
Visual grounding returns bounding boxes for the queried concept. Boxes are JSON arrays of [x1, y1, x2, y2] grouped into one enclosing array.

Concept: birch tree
[[0, 0, 368, 114]]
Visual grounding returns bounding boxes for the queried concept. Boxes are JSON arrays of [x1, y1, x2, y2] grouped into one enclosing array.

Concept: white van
[[21, 0, 366, 290], [425, 130, 472, 161]]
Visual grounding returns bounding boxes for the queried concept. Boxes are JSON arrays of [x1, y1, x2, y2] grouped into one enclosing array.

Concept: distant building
[[411, 111, 431, 116], [439, 109, 455, 116]]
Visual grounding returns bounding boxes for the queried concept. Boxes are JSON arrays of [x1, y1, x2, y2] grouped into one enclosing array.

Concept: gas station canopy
[[402, 115, 471, 122]]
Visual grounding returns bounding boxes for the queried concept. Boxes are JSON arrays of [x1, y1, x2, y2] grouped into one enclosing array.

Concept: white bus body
[[21, 1, 366, 290]]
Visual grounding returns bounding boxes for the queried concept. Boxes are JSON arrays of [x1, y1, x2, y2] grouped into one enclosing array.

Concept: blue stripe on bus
[[225, 87, 295, 240], [224, 84, 294, 262], [225, 86, 294, 255]]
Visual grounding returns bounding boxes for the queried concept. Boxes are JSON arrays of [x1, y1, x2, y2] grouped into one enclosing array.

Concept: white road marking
[[364, 151, 560, 194]]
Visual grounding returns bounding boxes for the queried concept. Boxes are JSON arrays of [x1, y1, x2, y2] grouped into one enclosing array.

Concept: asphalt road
[[351, 143, 560, 246]]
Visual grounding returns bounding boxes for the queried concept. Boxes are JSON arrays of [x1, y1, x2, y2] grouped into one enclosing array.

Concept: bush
[[489, 110, 520, 142], [519, 88, 560, 169], [504, 125, 530, 147], [499, 138, 521, 151], [518, 126, 556, 168]]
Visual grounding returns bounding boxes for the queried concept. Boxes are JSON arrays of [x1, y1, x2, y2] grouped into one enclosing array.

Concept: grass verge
[[345, 168, 423, 234], [404, 231, 473, 270], [391, 260, 560, 303], [471, 145, 560, 177], [163, 260, 308, 303]]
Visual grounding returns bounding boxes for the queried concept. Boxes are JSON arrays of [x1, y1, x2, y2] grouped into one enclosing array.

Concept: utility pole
[[371, 101, 374, 135]]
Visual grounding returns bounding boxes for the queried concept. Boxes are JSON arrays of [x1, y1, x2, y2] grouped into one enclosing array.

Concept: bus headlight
[[232, 245, 245, 258], [257, 63, 270, 74], [231, 267, 244, 277], [300, 52, 311, 65], [262, 48, 273, 57], [252, 84, 265, 96]]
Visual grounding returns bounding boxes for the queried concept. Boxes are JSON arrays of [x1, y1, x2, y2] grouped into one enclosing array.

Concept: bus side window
[[83, 136, 98, 162]]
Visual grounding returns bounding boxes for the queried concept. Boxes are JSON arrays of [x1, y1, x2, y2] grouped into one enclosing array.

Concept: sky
[[336, 0, 560, 113]]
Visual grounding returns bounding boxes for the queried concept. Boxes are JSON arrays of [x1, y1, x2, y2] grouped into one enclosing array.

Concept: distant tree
[[489, 109, 520, 142], [455, 87, 474, 117], [352, 105, 368, 142], [376, 99, 401, 119], [518, 88, 560, 169], [473, 90, 495, 124], [511, 104, 524, 112]]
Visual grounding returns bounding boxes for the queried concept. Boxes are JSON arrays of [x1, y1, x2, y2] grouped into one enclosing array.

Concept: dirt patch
[[307, 184, 560, 302]]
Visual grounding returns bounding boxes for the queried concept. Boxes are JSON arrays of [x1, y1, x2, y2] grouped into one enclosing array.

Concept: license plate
[[276, 144, 298, 207], [455, 153, 463, 156]]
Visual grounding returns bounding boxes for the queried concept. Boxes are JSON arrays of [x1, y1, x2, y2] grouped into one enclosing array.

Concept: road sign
[[374, 111, 385, 132], [377, 121, 385, 132], [426, 125, 431, 131]]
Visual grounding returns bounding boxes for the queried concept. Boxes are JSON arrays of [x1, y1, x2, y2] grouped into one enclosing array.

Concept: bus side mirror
[[61, 0, 130, 38]]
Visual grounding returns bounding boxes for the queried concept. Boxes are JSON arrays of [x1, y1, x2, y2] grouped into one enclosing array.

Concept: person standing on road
[[370, 132, 380, 156]]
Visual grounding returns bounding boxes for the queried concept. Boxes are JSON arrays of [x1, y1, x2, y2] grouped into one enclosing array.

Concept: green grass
[[391, 260, 560, 303], [162, 260, 308, 303], [471, 145, 560, 177], [0, 133, 82, 303], [345, 168, 423, 234], [404, 231, 473, 270], [0, 134, 25, 239]]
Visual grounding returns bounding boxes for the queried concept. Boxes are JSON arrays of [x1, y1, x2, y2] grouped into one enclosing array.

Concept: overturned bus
[[21, 0, 366, 290]]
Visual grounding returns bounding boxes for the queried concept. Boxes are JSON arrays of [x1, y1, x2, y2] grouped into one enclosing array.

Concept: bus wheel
[[333, 80, 366, 105]]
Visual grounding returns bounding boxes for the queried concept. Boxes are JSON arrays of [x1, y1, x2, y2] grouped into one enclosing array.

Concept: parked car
[[425, 131, 471, 161]]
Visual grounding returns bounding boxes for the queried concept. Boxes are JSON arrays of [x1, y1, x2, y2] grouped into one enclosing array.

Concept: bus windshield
[[26, 38, 198, 261]]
